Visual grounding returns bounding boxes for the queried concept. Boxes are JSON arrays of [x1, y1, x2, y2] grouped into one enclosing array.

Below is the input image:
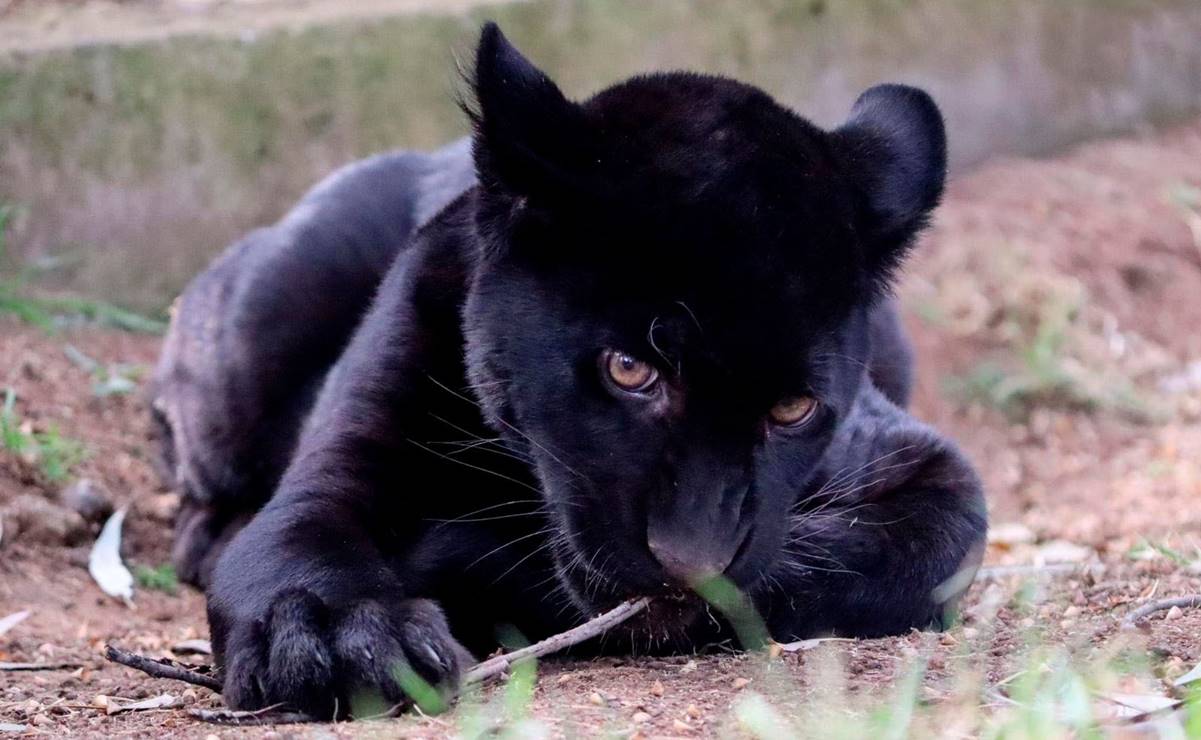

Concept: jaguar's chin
[[603, 594, 734, 655]]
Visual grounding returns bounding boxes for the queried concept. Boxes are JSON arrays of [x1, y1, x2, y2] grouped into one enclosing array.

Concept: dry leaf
[[1174, 660, 1201, 687], [171, 639, 212, 656], [0, 611, 30, 638], [774, 637, 851, 652], [88, 508, 134, 606], [987, 522, 1036, 546], [1096, 692, 1180, 720], [106, 693, 179, 715], [1035, 540, 1093, 564]]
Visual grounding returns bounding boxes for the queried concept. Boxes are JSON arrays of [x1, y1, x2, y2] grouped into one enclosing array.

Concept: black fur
[[154, 24, 986, 717]]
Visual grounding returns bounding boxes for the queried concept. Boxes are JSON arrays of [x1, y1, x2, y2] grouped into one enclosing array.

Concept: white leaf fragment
[[106, 693, 179, 715], [1175, 660, 1201, 687], [172, 639, 212, 656], [774, 637, 852, 652], [1035, 540, 1093, 564], [89, 507, 134, 606], [1096, 692, 1180, 719], [0, 611, 30, 638], [987, 522, 1036, 546]]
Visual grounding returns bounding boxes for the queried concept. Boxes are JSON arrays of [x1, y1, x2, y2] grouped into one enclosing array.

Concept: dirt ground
[[3, 119, 1201, 736]]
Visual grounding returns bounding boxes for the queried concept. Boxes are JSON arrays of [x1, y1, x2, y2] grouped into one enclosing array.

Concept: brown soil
[[3, 119, 1201, 737]]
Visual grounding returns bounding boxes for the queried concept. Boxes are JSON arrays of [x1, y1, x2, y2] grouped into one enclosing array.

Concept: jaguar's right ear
[[833, 84, 947, 291], [468, 23, 599, 206]]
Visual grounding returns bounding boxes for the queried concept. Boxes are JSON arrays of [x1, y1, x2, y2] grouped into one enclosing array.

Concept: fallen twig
[[188, 705, 316, 726], [0, 661, 82, 671], [105, 597, 650, 723], [1121, 594, 1201, 629], [103, 645, 221, 692], [464, 597, 650, 685]]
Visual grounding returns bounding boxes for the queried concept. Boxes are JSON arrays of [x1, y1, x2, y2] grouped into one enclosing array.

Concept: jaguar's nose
[[647, 535, 736, 586]]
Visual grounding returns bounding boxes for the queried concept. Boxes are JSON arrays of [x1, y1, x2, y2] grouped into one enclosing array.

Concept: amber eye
[[601, 349, 659, 393], [769, 396, 818, 427]]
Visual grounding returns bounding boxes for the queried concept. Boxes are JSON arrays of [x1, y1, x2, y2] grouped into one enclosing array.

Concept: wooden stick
[[464, 597, 650, 685], [106, 597, 650, 722], [104, 645, 222, 692], [1121, 594, 1201, 629]]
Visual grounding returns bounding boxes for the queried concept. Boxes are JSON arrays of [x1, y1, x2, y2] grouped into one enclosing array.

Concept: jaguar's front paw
[[220, 590, 469, 718]]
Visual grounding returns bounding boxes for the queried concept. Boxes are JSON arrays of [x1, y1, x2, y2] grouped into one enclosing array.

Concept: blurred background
[[0, 0, 1198, 312]]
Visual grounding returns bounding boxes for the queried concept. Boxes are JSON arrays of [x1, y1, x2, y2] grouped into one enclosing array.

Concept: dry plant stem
[[103, 645, 222, 692], [464, 597, 651, 685], [975, 563, 1092, 580], [189, 706, 316, 726], [0, 661, 82, 671], [1121, 595, 1201, 628]]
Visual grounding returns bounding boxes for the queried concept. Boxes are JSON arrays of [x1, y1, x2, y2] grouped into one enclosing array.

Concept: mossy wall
[[1, 0, 1199, 311]]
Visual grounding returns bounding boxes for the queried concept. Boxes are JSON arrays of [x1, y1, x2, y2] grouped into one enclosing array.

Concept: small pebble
[[685, 704, 702, 719], [649, 680, 664, 697], [1165, 606, 1183, 620], [673, 719, 694, 732], [731, 677, 751, 690], [588, 692, 605, 707], [632, 712, 652, 723]]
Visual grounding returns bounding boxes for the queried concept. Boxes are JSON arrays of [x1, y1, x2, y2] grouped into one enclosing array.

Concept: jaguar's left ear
[[834, 84, 947, 287], [468, 23, 598, 207]]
